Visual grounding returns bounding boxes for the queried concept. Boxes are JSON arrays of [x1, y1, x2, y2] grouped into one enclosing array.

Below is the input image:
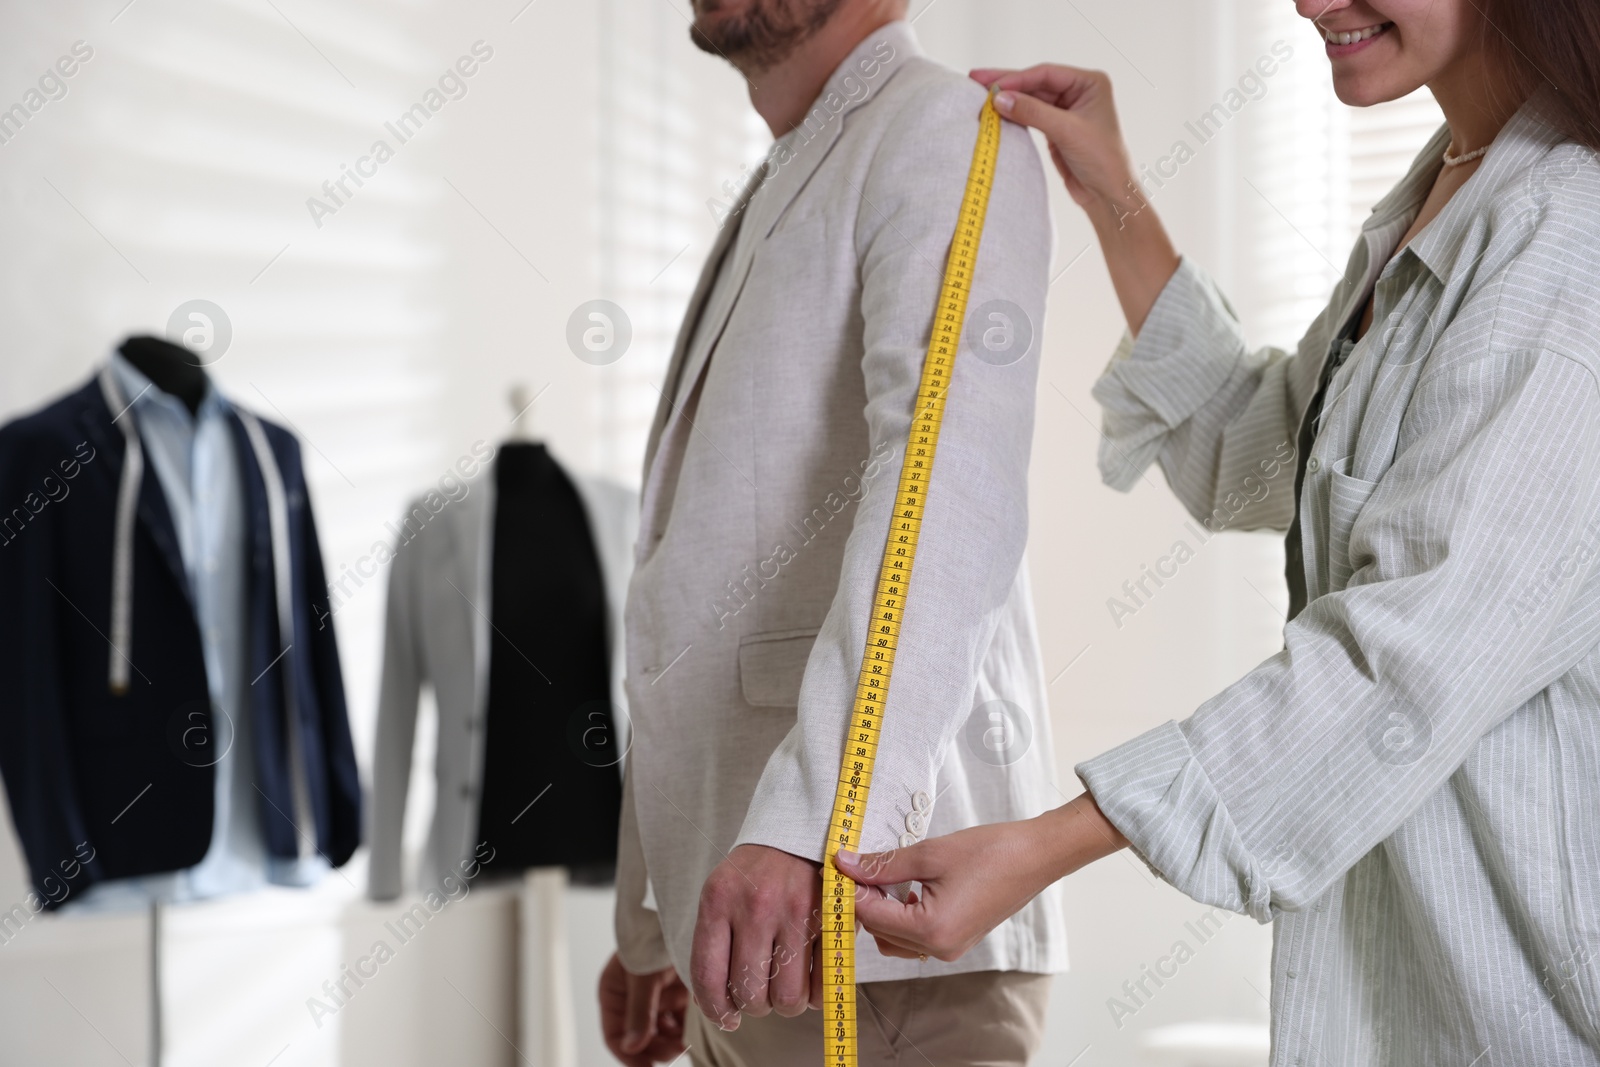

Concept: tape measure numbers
[[820, 93, 1004, 1067]]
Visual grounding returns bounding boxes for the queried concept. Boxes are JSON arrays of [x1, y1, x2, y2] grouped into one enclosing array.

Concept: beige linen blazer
[[616, 21, 1069, 983]]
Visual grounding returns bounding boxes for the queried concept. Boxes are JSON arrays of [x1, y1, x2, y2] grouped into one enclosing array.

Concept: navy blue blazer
[[0, 376, 361, 905]]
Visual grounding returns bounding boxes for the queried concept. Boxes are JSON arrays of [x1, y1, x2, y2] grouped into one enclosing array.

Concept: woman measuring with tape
[[836, 0, 1600, 1061]]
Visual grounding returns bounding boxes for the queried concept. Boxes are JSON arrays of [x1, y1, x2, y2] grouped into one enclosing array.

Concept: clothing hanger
[[506, 384, 543, 445], [118, 335, 208, 417]]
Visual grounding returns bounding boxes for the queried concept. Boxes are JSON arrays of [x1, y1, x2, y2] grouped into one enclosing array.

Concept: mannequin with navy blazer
[[0, 338, 361, 905]]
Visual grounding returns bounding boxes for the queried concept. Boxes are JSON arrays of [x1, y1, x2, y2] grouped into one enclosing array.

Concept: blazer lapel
[[78, 381, 192, 606], [450, 463, 495, 724], [641, 21, 921, 486], [641, 174, 759, 479]]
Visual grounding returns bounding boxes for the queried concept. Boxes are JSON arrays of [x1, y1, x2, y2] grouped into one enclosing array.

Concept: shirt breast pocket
[[1326, 461, 1380, 592]]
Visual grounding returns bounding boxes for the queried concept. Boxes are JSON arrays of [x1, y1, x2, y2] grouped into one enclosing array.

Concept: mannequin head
[[118, 335, 208, 416]]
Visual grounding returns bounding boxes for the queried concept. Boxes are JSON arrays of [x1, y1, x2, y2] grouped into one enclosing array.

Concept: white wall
[[0, 0, 1345, 1063]]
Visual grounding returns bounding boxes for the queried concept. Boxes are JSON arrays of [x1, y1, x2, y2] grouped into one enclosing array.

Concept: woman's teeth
[[1324, 23, 1391, 45]]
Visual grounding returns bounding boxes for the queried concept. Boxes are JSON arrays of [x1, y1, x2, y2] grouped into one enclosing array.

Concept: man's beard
[[690, 0, 846, 72]]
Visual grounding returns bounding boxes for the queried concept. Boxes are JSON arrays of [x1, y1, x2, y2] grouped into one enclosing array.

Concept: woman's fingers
[[853, 888, 934, 949], [968, 67, 1014, 88], [867, 933, 927, 959], [836, 843, 947, 957], [986, 63, 1108, 107], [841, 821, 1057, 964], [834, 844, 927, 887], [982, 65, 1132, 211], [993, 87, 1077, 138], [840, 862, 945, 958]]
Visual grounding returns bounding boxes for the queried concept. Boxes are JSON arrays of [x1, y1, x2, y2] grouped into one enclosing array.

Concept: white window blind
[[595, 0, 768, 485], [1345, 88, 1448, 237]]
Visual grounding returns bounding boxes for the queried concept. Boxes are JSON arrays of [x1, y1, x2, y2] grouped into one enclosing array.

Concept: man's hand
[[690, 844, 823, 1030], [599, 953, 688, 1067]]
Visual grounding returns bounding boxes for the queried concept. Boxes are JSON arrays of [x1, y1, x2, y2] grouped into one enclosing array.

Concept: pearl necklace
[[1441, 142, 1490, 168]]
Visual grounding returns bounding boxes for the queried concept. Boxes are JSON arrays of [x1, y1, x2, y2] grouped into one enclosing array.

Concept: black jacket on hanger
[[0, 375, 362, 905], [475, 443, 621, 873]]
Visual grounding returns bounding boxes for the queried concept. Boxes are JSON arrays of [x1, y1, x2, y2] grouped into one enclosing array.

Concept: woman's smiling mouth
[[1323, 21, 1394, 55]]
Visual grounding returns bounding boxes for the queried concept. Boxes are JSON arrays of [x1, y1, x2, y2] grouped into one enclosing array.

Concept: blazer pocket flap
[[738, 629, 820, 708]]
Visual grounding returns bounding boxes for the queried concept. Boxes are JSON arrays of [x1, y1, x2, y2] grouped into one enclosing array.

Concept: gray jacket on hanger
[[366, 451, 636, 900]]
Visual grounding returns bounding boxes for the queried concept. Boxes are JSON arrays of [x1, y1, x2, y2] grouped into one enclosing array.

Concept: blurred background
[[0, 0, 1443, 1064]]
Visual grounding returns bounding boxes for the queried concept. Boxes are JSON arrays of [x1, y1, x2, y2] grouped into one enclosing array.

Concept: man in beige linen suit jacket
[[602, 4, 1068, 1065]]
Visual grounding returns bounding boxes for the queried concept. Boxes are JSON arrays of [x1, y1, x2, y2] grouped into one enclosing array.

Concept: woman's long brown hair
[[1482, 0, 1600, 149]]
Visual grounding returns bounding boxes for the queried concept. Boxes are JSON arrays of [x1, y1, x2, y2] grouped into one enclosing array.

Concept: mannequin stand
[[521, 868, 577, 1067], [148, 900, 163, 1067]]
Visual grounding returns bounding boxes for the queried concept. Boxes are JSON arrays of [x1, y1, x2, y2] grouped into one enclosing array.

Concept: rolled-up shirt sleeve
[[1093, 255, 1356, 532], [1095, 257, 1254, 483], [1080, 334, 1600, 923]]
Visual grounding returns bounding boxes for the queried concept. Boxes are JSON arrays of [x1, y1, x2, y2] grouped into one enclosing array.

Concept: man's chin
[[689, 16, 765, 66], [687, 0, 846, 71], [689, 19, 730, 58]]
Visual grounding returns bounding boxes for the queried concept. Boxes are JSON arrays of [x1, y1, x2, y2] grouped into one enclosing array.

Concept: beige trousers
[[685, 971, 1052, 1067]]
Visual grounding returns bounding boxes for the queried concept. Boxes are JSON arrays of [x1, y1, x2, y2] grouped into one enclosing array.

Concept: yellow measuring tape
[[821, 92, 1003, 1067]]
